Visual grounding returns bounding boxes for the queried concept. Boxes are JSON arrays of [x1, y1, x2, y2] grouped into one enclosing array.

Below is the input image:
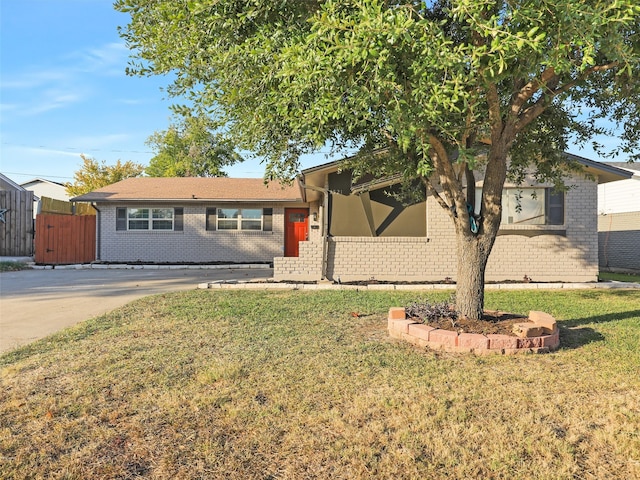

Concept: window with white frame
[[116, 207, 183, 231], [475, 188, 564, 226], [502, 188, 565, 225], [206, 207, 273, 231]]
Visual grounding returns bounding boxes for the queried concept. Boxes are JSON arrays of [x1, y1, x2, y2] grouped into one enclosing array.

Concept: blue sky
[[0, 1, 628, 186], [0, 0, 283, 184]]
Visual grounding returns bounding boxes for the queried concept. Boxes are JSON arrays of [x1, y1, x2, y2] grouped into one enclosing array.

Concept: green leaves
[[66, 155, 144, 197], [145, 113, 242, 178], [115, 0, 640, 174]]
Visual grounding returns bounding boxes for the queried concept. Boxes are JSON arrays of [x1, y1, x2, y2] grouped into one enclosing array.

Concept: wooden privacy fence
[[0, 190, 34, 256], [35, 214, 96, 264], [39, 196, 95, 216]]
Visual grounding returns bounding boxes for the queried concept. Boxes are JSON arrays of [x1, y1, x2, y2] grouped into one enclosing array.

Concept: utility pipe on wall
[[297, 178, 330, 280], [91, 203, 100, 261]]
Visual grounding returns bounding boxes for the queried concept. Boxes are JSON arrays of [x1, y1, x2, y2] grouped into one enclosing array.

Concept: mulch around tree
[[416, 310, 528, 336]]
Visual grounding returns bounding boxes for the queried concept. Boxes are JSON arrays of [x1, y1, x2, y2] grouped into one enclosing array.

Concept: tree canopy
[[116, 0, 640, 318], [145, 113, 243, 177], [66, 155, 145, 197]]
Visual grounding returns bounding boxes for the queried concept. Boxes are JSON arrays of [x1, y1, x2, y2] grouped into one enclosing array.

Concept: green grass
[[0, 261, 30, 272], [1, 289, 639, 479], [599, 271, 640, 283]]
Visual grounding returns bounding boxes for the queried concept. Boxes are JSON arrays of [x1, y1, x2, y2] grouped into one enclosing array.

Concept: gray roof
[[0, 173, 27, 191], [604, 161, 640, 172]]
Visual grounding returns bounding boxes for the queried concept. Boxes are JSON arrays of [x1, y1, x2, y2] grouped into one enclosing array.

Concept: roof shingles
[[71, 177, 302, 202]]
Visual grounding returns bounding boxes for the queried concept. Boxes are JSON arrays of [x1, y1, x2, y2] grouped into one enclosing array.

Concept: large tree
[[145, 113, 242, 177], [116, 0, 640, 319], [66, 155, 144, 197]]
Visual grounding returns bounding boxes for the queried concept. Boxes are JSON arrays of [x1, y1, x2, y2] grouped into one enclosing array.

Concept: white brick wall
[[274, 175, 600, 282], [97, 203, 288, 263]]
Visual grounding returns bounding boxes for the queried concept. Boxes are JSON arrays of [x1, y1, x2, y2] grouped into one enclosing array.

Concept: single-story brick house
[[71, 177, 309, 264], [273, 154, 632, 283], [73, 156, 630, 281]]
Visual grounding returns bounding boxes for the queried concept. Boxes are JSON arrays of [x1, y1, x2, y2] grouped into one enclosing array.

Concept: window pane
[[128, 220, 149, 230], [152, 208, 173, 219], [218, 208, 239, 230], [218, 208, 239, 219], [128, 208, 149, 219], [242, 209, 262, 219], [241, 220, 262, 230], [152, 220, 173, 230], [503, 189, 545, 225], [218, 219, 238, 230], [289, 213, 306, 223]]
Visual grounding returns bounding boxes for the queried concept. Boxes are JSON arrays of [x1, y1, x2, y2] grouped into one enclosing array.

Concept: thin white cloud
[[0, 103, 19, 113], [70, 42, 130, 75], [24, 89, 86, 115], [0, 41, 130, 117], [17, 146, 84, 158], [0, 69, 69, 90]]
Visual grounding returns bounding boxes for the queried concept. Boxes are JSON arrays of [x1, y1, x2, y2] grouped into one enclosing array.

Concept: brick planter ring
[[388, 308, 560, 354]]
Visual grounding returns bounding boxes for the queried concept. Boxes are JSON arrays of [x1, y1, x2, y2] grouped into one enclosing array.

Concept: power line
[[2, 171, 74, 180], [1, 142, 155, 155], [1, 142, 339, 156]]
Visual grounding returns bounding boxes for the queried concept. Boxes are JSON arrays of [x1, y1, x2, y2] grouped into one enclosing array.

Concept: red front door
[[284, 208, 309, 257]]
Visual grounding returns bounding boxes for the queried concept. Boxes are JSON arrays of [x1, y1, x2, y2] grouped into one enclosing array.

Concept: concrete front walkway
[[0, 266, 272, 354]]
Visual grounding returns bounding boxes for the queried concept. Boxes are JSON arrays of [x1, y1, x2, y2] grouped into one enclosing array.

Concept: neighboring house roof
[[0, 173, 28, 192], [71, 177, 303, 203], [604, 161, 640, 174], [20, 177, 67, 204], [20, 178, 67, 188]]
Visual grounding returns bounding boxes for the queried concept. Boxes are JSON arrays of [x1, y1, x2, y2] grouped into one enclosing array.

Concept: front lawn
[[599, 271, 640, 283], [1, 289, 639, 479]]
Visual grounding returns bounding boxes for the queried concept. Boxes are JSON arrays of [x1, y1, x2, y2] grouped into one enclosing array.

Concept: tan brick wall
[[273, 240, 323, 281], [274, 175, 599, 282], [97, 203, 289, 263]]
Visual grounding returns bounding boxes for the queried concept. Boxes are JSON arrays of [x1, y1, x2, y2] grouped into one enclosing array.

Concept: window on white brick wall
[[475, 188, 564, 225], [206, 207, 273, 231], [116, 207, 183, 231]]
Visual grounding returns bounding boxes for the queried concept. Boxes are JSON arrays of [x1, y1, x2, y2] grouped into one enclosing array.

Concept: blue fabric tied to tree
[[467, 203, 479, 234], [451, 203, 480, 234]]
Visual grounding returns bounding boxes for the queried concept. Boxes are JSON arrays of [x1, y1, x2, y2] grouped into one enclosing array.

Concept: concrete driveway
[[0, 267, 272, 354]]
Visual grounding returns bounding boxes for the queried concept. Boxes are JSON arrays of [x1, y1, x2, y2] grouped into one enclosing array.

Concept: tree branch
[[427, 134, 463, 205], [486, 83, 503, 146], [510, 67, 558, 116], [514, 61, 620, 134], [422, 176, 451, 214]]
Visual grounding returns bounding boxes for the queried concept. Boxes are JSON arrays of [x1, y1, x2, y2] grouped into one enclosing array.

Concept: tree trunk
[[452, 143, 508, 320], [455, 233, 487, 319]]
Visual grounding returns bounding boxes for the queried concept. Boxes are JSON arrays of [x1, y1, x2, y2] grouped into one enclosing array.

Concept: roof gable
[[71, 177, 302, 203], [20, 178, 66, 188], [0, 173, 27, 192], [301, 152, 633, 185]]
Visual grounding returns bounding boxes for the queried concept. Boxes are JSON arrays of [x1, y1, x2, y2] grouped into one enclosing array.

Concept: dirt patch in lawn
[[416, 310, 528, 336]]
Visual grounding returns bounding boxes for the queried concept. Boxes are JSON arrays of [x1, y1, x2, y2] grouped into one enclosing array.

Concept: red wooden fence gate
[[35, 214, 96, 264]]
